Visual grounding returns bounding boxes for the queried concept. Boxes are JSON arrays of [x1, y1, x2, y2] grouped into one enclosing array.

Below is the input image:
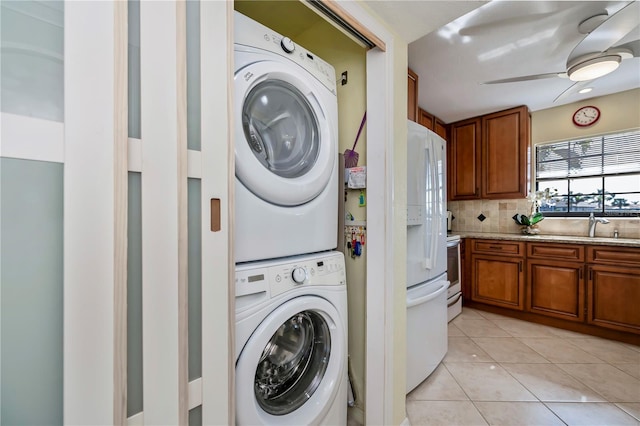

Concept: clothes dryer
[[235, 251, 348, 425], [234, 12, 339, 263]]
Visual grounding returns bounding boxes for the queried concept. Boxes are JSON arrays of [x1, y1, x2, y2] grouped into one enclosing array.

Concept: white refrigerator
[[405, 120, 449, 393]]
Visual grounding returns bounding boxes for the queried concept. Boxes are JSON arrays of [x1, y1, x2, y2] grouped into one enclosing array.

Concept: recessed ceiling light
[[578, 87, 593, 94]]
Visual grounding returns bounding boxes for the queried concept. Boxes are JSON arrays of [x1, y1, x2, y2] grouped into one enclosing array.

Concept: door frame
[[333, 2, 401, 424]]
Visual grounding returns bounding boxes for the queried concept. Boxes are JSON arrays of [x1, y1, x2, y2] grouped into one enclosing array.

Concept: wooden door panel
[[408, 68, 418, 122], [434, 119, 447, 141], [588, 266, 640, 334], [450, 119, 481, 200], [481, 106, 528, 199], [528, 261, 584, 321], [472, 256, 524, 310], [418, 108, 434, 130]]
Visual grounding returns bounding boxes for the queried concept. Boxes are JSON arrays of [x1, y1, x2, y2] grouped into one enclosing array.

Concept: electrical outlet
[[341, 71, 348, 86]]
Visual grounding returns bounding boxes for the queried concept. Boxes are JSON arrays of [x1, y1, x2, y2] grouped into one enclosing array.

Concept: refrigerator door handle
[[406, 281, 448, 308], [422, 142, 438, 270]]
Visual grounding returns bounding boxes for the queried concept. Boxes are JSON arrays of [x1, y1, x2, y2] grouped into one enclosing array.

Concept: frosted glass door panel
[[127, 172, 143, 417], [1, 158, 63, 424], [188, 178, 202, 381], [1, 1, 64, 121], [189, 405, 202, 426], [128, 0, 141, 138], [186, 0, 201, 150]]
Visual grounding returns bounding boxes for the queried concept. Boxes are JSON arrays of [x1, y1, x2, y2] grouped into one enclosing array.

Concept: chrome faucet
[[588, 212, 609, 237]]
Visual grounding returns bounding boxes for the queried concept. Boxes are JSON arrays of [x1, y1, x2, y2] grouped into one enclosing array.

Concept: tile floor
[[406, 307, 640, 425]]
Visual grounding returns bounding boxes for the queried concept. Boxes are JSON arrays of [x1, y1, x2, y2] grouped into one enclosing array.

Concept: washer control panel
[[235, 252, 345, 300]]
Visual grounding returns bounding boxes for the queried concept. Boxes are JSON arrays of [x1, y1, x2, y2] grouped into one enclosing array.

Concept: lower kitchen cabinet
[[588, 264, 640, 334], [526, 242, 585, 322], [464, 239, 640, 343], [471, 255, 524, 310], [470, 239, 525, 310], [527, 259, 584, 322]]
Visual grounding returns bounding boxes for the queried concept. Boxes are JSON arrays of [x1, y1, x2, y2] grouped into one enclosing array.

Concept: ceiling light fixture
[[568, 55, 621, 82], [578, 87, 593, 94]]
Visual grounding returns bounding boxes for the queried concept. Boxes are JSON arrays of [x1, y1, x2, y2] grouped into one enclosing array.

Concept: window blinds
[[536, 130, 640, 180]]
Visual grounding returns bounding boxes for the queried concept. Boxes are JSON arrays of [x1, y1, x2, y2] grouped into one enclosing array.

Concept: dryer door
[[234, 61, 336, 206], [236, 296, 346, 425]]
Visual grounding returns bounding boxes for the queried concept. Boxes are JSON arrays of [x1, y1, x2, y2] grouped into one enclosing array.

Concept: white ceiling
[[365, 1, 640, 124]]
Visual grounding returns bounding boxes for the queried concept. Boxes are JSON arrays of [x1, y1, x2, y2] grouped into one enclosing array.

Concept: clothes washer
[[235, 251, 348, 425], [234, 11, 339, 263]]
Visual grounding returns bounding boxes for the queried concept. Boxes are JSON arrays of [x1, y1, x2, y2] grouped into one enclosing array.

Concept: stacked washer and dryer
[[233, 11, 348, 426]]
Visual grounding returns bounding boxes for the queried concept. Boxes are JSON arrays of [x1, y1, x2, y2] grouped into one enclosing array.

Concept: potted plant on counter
[[513, 189, 554, 235]]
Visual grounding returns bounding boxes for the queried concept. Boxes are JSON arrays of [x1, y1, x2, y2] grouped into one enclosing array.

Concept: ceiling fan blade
[[483, 72, 564, 84], [553, 81, 591, 103], [613, 39, 640, 57], [459, 11, 556, 36], [568, 1, 640, 65]]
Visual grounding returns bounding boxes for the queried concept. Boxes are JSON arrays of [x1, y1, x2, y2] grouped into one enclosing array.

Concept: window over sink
[[535, 129, 640, 217]]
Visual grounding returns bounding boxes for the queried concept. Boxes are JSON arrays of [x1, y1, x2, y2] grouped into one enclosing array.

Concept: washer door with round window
[[236, 296, 346, 425], [234, 61, 335, 207]]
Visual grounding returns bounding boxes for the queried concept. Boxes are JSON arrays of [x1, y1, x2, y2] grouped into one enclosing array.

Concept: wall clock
[[572, 105, 601, 127]]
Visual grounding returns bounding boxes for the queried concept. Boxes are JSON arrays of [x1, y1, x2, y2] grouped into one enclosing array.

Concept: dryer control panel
[[234, 11, 337, 94], [235, 252, 346, 301]]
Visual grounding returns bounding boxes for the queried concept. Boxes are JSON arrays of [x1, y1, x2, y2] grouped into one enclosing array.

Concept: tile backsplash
[[448, 199, 640, 239]]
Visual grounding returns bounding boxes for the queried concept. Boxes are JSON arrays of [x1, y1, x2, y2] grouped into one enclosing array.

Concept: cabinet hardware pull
[[211, 198, 221, 232], [519, 261, 522, 272], [579, 268, 583, 279], [589, 268, 593, 281], [489, 246, 503, 250]]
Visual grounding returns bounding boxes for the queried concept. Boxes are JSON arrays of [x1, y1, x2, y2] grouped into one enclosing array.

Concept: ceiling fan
[[482, 1, 640, 103]]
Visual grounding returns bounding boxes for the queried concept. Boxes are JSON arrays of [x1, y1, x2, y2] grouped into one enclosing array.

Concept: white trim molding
[[334, 1, 399, 424]]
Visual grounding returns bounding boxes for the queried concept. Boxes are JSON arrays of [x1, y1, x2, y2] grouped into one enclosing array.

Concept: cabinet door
[[434, 118, 447, 141], [588, 265, 640, 334], [527, 260, 585, 322], [407, 68, 418, 122], [471, 255, 524, 310], [481, 106, 529, 199], [449, 118, 481, 200], [418, 108, 434, 130]]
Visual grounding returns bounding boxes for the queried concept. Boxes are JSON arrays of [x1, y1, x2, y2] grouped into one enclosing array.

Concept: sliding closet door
[[2, 0, 232, 424], [1, 1, 64, 423]]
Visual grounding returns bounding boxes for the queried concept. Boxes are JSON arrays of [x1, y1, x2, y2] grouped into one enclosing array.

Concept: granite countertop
[[452, 232, 640, 248]]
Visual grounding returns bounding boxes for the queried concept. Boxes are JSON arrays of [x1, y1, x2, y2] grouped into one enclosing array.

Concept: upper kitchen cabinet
[[449, 105, 530, 201], [418, 108, 448, 141], [418, 108, 434, 130], [434, 118, 447, 142], [481, 106, 530, 199], [449, 117, 481, 200], [408, 68, 418, 122]]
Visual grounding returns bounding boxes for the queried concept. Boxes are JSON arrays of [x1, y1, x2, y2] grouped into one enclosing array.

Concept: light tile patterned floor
[[406, 307, 640, 425]]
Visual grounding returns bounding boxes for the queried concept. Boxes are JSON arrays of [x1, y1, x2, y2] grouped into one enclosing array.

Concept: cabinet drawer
[[472, 239, 524, 256], [528, 243, 584, 261], [588, 246, 640, 266]]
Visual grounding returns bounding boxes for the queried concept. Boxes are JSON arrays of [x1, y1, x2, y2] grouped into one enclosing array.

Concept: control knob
[[291, 267, 307, 284], [281, 37, 295, 53]]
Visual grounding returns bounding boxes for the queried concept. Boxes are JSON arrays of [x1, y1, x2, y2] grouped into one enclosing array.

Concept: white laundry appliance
[[405, 120, 449, 394], [234, 11, 339, 263], [235, 251, 348, 425]]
